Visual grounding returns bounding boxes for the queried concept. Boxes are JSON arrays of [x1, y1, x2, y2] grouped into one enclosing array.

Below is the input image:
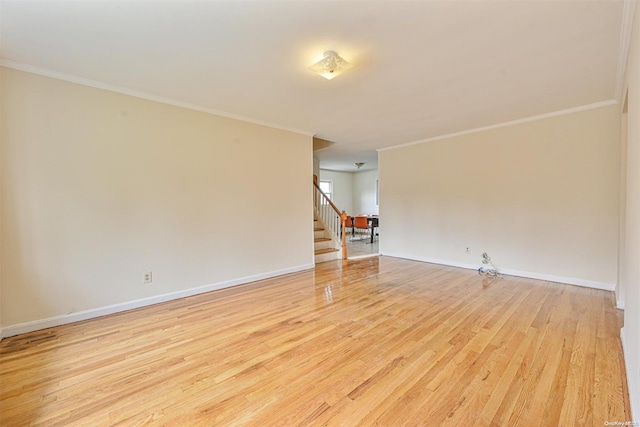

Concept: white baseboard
[[621, 327, 638, 422], [617, 299, 626, 310], [497, 267, 615, 291], [0, 263, 314, 339], [381, 252, 479, 271], [348, 253, 381, 260], [380, 252, 616, 291]]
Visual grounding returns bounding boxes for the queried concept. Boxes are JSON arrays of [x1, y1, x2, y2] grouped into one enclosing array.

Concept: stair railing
[[313, 181, 348, 259]]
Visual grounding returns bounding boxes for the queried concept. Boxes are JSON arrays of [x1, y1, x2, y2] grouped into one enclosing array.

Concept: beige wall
[[1, 68, 313, 328], [621, 3, 640, 420], [353, 169, 379, 216], [319, 169, 353, 215], [318, 168, 380, 217], [380, 104, 620, 287], [619, 111, 628, 308], [0, 67, 3, 329]]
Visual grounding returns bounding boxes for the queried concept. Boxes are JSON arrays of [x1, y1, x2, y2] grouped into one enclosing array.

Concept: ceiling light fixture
[[355, 162, 366, 169], [309, 51, 354, 80]]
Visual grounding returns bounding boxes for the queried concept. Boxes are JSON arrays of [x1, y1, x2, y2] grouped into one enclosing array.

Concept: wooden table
[[347, 216, 379, 243], [367, 216, 379, 243]]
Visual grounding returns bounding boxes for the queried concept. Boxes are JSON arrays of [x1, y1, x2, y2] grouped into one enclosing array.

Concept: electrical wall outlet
[[465, 247, 471, 254], [144, 271, 153, 283]]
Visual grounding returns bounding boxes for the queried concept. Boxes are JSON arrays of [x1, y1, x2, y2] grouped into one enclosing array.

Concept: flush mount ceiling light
[[355, 162, 366, 169], [309, 51, 354, 80]]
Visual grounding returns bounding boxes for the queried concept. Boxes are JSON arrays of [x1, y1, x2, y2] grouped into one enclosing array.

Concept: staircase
[[314, 216, 341, 263], [313, 178, 347, 264]]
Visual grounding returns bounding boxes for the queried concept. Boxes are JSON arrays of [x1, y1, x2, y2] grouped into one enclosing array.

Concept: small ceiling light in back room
[[355, 162, 365, 169], [309, 51, 354, 80]]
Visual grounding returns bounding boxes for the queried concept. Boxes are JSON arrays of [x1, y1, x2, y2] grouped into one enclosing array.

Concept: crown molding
[[378, 99, 618, 153], [0, 60, 316, 137], [614, 0, 636, 102]]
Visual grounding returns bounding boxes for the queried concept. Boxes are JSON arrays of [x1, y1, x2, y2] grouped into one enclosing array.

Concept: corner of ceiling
[[312, 137, 336, 151], [614, 0, 637, 102]]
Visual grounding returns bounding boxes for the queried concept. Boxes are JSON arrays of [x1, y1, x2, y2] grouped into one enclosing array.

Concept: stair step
[[314, 248, 339, 255], [314, 237, 331, 242], [314, 227, 324, 232]]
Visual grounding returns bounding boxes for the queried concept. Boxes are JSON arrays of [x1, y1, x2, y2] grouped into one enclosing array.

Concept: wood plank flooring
[[0, 256, 630, 426]]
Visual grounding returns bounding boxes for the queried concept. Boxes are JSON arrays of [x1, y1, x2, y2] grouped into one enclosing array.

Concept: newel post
[[340, 211, 348, 260]]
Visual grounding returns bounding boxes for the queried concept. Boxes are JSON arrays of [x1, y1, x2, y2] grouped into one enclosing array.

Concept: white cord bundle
[[477, 252, 503, 279]]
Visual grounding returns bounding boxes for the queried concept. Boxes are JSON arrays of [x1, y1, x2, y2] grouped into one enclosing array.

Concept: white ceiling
[[0, 0, 629, 172]]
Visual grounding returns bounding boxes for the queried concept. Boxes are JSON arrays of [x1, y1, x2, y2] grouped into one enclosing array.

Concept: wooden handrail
[[313, 181, 342, 215], [313, 180, 348, 260]]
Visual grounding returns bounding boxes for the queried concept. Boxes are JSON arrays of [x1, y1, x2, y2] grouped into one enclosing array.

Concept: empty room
[[1, 0, 639, 425]]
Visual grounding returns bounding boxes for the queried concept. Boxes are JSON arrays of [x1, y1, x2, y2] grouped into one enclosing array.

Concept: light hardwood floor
[[346, 236, 379, 258], [0, 257, 630, 426]]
